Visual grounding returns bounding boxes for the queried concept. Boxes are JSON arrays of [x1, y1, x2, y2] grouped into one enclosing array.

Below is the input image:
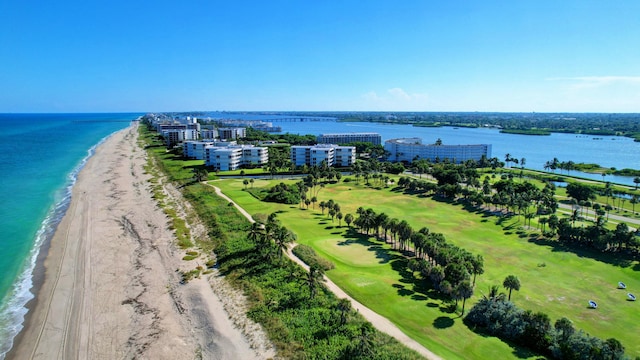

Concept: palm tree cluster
[[543, 158, 576, 174], [300, 163, 342, 189], [248, 213, 297, 261], [351, 160, 402, 186], [318, 199, 346, 225], [353, 207, 483, 312], [556, 217, 639, 253], [396, 172, 558, 228], [465, 281, 627, 360], [488, 179, 558, 223]]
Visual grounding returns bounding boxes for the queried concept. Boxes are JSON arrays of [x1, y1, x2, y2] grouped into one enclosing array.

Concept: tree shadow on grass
[[412, 294, 429, 301], [433, 316, 454, 329], [336, 232, 403, 265], [393, 283, 415, 297], [465, 325, 539, 359], [528, 235, 636, 269]]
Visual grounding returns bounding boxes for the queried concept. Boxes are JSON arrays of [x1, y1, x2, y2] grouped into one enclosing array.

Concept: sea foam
[[0, 136, 108, 359]]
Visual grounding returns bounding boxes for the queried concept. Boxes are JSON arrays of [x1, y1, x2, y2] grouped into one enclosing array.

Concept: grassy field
[[213, 177, 640, 359]]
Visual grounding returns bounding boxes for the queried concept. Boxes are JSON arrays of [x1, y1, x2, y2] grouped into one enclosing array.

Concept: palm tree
[[250, 178, 254, 188], [192, 167, 208, 182], [307, 265, 326, 299], [374, 212, 389, 238], [503, 275, 521, 301], [319, 201, 327, 214], [455, 280, 474, 315], [471, 254, 484, 286], [336, 298, 351, 325], [243, 179, 249, 189], [274, 226, 296, 258], [347, 323, 375, 358], [634, 176, 640, 190], [248, 222, 265, 245], [344, 213, 354, 228], [484, 284, 506, 302]]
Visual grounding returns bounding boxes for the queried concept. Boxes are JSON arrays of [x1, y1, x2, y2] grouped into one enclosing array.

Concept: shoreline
[[7, 123, 272, 359], [1, 133, 114, 359]]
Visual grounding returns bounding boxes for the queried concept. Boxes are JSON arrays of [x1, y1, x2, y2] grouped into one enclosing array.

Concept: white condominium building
[[162, 129, 198, 147], [317, 132, 382, 145], [200, 129, 218, 140], [291, 144, 356, 167], [384, 138, 491, 164], [218, 128, 246, 140], [334, 146, 356, 167], [204, 144, 268, 171], [183, 140, 236, 159]]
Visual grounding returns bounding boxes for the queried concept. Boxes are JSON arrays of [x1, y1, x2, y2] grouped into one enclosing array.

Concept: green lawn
[[213, 178, 640, 359]]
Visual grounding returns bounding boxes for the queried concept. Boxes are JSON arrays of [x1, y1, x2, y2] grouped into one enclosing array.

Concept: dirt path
[[210, 184, 442, 360]]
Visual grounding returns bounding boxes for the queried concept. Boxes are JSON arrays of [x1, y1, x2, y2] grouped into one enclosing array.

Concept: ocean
[[0, 113, 140, 358]]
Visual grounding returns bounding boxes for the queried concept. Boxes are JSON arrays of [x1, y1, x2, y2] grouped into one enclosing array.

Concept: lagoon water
[[205, 112, 640, 184], [0, 113, 137, 358], [273, 120, 640, 186]]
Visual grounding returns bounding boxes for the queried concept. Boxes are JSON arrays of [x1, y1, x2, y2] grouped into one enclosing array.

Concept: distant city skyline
[[1, 1, 639, 113]]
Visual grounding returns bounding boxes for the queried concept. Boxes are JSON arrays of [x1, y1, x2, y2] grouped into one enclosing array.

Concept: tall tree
[[455, 280, 474, 315], [336, 298, 351, 325], [192, 167, 208, 182], [503, 275, 521, 301], [307, 265, 326, 299], [471, 254, 484, 286], [344, 213, 354, 228], [273, 226, 296, 258]]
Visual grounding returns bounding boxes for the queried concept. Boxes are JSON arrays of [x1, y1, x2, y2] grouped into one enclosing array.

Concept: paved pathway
[[209, 184, 442, 360]]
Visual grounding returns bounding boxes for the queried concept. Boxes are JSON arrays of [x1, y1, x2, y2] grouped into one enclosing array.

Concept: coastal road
[[209, 184, 443, 360]]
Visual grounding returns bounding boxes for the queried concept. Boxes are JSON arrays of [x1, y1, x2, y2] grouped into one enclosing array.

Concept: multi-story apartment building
[[204, 144, 268, 171], [317, 132, 382, 145], [183, 140, 238, 159], [291, 144, 356, 167], [218, 128, 246, 140], [162, 129, 199, 147], [334, 146, 356, 167], [384, 138, 491, 164], [200, 129, 218, 140], [205, 147, 242, 171]]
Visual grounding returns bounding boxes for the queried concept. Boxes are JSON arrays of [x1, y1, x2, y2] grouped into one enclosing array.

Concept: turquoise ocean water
[[0, 113, 140, 357]]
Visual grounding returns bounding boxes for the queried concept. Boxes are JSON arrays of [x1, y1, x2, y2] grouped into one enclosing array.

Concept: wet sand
[[7, 123, 273, 360]]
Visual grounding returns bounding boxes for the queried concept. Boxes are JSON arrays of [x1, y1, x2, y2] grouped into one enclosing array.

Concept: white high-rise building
[[290, 144, 356, 167], [317, 133, 382, 145], [384, 138, 491, 163]]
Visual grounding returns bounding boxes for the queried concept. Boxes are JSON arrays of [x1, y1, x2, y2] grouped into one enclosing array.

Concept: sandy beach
[[7, 123, 274, 360]]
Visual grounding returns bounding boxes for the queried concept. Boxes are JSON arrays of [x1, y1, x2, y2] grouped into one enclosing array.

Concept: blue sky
[[1, 1, 639, 112]]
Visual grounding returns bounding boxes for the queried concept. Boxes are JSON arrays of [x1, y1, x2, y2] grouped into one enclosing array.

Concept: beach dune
[[7, 123, 272, 360]]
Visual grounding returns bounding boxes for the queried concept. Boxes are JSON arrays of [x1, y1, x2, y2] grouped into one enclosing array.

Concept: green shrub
[[292, 244, 335, 271]]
